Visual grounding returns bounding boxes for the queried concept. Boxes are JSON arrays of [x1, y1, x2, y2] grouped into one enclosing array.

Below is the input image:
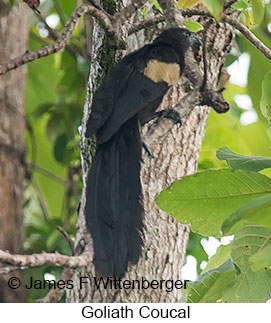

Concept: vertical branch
[[157, 0, 184, 27]]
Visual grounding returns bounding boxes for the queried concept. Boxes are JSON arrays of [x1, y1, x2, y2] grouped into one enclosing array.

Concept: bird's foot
[[151, 109, 182, 128], [142, 141, 154, 159]]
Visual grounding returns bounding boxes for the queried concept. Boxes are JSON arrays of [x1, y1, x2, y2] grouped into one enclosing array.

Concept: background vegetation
[[17, 0, 271, 301]]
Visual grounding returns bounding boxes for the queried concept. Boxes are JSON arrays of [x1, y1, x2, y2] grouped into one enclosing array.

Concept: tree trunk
[[0, 0, 28, 302], [67, 3, 234, 302]]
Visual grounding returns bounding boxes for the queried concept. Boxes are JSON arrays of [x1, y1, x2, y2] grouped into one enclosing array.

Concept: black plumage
[[85, 28, 201, 277]]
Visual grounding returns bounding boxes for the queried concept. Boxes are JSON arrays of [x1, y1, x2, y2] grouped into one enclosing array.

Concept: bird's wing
[[86, 45, 180, 144]]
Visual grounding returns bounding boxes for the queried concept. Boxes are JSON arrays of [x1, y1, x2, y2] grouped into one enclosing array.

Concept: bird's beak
[[190, 34, 202, 49]]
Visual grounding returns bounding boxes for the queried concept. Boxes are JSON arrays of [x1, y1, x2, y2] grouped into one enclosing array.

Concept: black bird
[[85, 28, 201, 277]]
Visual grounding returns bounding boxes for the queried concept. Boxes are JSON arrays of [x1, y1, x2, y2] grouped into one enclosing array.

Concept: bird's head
[[154, 27, 202, 55]]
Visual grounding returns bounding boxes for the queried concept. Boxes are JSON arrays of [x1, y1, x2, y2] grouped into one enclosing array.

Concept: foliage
[[157, 146, 271, 302], [23, 0, 86, 301], [156, 0, 271, 303], [20, 0, 271, 302]]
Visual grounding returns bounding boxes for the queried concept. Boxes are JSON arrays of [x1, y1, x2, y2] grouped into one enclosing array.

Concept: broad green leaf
[[216, 147, 271, 172], [156, 169, 271, 236], [198, 110, 271, 173], [231, 0, 250, 11], [58, 51, 85, 97], [54, 133, 68, 163], [251, 0, 265, 25], [222, 195, 271, 234], [201, 0, 223, 20], [201, 244, 232, 274], [250, 244, 271, 271], [182, 260, 236, 303], [222, 268, 271, 302], [224, 53, 239, 67], [260, 70, 271, 122], [31, 103, 53, 121], [221, 224, 271, 302], [184, 21, 204, 32], [231, 224, 271, 271], [46, 113, 65, 142], [59, 0, 76, 18]]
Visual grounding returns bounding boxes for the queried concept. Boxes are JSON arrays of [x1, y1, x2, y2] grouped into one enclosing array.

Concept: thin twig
[[31, 175, 51, 222], [0, 245, 92, 269], [35, 11, 59, 40], [0, 265, 29, 274], [0, 4, 118, 76], [2, 2, 270, 75], [128, 15, 164, 35], [35, 11, 81, 57], [128, 6, 271, 60], [23, 0, 40, 14], [157, 0, 184, 27], [223, 16, 271, 59], [56, 226, 75, 255], [182, 7, 271, 60], [29, 162, 66, 185]]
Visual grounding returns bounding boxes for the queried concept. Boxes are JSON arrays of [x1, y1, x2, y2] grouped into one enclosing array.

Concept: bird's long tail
[[85, 116, 143, 277]]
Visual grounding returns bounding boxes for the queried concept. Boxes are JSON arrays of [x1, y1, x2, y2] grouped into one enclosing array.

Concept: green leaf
[[8, 0, 15, 9], [46, 113, 65, 142], [240, 9, 254, 27], [232, 0, 250, 11], [149, 0, 163, 12], [183, 21, 204, 32], [156, 169, 271, 236], [60, 0, 76, 18], [201, 0, 223, 20], [232, 224, 270, 271], [53, 133, 68, 163], [201, 244, 232, 274], [267, 125, 271, 142], [222, 195, 271, 234], [251, 0, 265, 25], [222, 268, 271, 302], [31, 103, 53, 121], [182, 260, 236, 303], [216, 147, 271, 172], [222, 224, 271, 302], [260, 70, 271, 142], [250, 244, 271, 271], [59, 51, 84, 95], [260, 70, 271, 122]]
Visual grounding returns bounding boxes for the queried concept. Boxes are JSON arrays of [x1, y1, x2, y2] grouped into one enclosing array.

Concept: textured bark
[[67, 3, 234, 302], [0, 0, 28, 302]]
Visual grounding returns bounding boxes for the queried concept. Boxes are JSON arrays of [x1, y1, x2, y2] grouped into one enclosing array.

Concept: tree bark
[[0, 0, 28, 302], [67, 2, 234, 302]]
